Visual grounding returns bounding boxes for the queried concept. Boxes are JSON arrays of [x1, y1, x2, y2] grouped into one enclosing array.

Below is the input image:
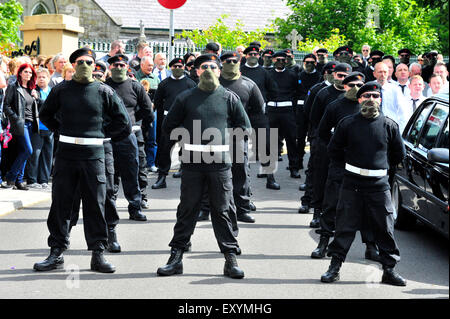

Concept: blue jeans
[[145, 113, 157, 167], [26, 130, 54, 184], [5, 121, 33, 183]]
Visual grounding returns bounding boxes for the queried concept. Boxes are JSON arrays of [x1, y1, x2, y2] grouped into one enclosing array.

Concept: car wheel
[[391, 179, 416, 230]]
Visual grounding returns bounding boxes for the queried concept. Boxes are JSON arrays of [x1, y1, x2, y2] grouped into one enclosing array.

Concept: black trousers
[[318, 166, 375, 244], [300, 136, 316, 206], [327, 187, 400, 268], [70, 142, 119, 229], [47, 156, 107, 251], [295, 104, 307, 169], [267, 109, 299, 170], [155, 132, 177, 176], [310, 138, 329, 210], [169, 168, 239, 253], [112, 133, 142, 213]]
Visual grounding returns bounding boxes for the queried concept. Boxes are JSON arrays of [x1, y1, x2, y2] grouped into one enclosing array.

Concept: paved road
[[0, 153, 448, 301]]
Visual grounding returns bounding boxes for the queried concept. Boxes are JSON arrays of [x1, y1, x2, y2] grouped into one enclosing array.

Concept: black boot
[[151, 175, 167, 189], [172, 170, 182, 178], [224, 252, 244, 279], [197, 210, 210, 221], [237, 212, 255, 223], [90, 250, 116, 273], [299, 183, 307, 191], [140, 194, 149, 209], [15, 181, 29, 190], [290, 169, 301, 178], [249, 202, 256, 211], [381, 267, 407, 286], [33, 247, 65, 271], [321, 257, 342, 283], [129, 210, 147, 221], [183, 241, 192, 252], [157, 248, 184, 276], [107, 226, 121, 253], [266, 174, 280, 190], [297, 204, 310, 214], [365, 242, 381, 262], [309, 209, 321, 228], [311, 236, 329, 259]]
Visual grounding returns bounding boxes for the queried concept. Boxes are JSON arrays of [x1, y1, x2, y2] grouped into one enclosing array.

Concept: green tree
[[176, 14, 275, 50], [0, 0, 23, 55]]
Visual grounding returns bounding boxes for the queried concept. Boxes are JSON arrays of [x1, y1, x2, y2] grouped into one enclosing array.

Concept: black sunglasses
[[77, 60, 93, 66], [399, 54, 410, 58], [200, 64, 218, 70], [347, 83, 364, 88], [304, 61, 315, 65], [171, 64, 184, 69], [112, 62, 127, 68], [248, 52, 259, 57], [275, 58, 286, 62], [224, 59, 239, 64], [93, 74, 103, 79], [361, 93, 381, 99], [335, 73, 347, 78]]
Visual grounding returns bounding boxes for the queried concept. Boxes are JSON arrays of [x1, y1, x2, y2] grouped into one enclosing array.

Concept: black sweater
[[240, 64, 277, 102], [154, 76, 196, 113], [298, 70, 321, 102], [266, 68, 300, 111]]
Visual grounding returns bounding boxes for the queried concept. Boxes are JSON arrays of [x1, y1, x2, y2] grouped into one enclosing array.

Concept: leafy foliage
[[0, 0, 23, 55]]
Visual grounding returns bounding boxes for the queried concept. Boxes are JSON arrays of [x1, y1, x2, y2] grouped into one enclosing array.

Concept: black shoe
[[249, 202, 256, 211], [297, 204, 310, 214], [3, 181, 15, 189], [309, 209, 321, 228], [299, 183, 307, 191], [237, 213, 255, 223], [236, 247, 242, 255], [140, 196, 149, 210], [381, 267, 407, 286], [129, 210, 147, 221], [151, 175, 167, 189], [33, 247, 65, 271], [183, 241, 192, 252], [197, 210, 210, 221], [321, 257, 342, 283], [365, 243, 381, 262], [172, 170, 182, 178], [14, 181, 29, 190], [224, 253, 244, 279], [278, 156, 283, 161], [311, 236, 329, 259], [290, 169, 301, 179], [91, 250, 116, 273], [107, 226, 121, 253], [266, 174, 280, 190], [157, 248, 184, 276], [257, 173, 267, 178]]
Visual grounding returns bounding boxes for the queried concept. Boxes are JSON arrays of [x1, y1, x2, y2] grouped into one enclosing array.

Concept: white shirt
[[396, 80, 410, 97], [153, 67, 171, 81], [406, 94, 426, 114], [49, 72, 63, 88], [380, 81, 412, 133]]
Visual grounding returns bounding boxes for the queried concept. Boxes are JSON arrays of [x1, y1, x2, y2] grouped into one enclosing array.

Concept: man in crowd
[[408, 75, 426, 112], [153, 52, 171, 81], [364, 50, 384, 82], [48, 53, 66, 88], [98, 40, 126, 67], [395, 63, 411, 96], [432, 61, 449, 94]]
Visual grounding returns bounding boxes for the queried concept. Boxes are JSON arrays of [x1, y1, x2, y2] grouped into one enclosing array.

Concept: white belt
[[164, 110, 169, 115], [267, 101, 292, 107], [184, 144, 229, 152], [297, 100, 304, 105], [132, 125, 141, 132], [59, 135, 104, 146], [345, 163, 387, 177], [104, 138, 111, 142]]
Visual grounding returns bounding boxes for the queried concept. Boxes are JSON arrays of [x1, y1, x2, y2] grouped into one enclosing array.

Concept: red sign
[[157, 0, 187, 9]]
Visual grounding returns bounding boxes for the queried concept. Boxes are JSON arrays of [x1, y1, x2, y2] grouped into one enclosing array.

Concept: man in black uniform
[[421, 50, 439, 83], [297, 53, 321, 170], [311, 72, 379, 259], [261, 49, 274, 70], [364, 50, 384, 82], [266, 51, 301, 184], [285, 49, 302, 74], [105, 54, 154, 219], [398, 48, 412, 67], [152, 57, 196, 189], [34, 48, 131, 273], [321, 81, 407, 286], [315, 48, 329, 75], [298, 62, 337, 214], [156, 54, 250, 279], [308, 63, 351, 226]]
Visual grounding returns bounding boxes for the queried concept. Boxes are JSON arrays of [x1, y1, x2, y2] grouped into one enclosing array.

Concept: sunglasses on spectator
[[361, 93, 381, 99], [77, 60, 93, 66], [224, 59, 239, 64], [347, 83, 364, 88], [200, 64, 218, 70], [362, 49, 369, 52], [112, 62, 127, 68]]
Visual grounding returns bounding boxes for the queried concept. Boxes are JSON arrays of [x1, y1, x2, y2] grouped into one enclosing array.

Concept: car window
[[406, 101, 434, 145], [418, 103, 449, 151], [437, 116, 449, 149]]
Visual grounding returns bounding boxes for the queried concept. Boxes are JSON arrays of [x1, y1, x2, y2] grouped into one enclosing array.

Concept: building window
[[31, 2, 49, 15]]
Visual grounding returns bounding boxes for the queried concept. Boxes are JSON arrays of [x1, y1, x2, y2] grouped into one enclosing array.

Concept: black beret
[[283, 48, 294, 55], [316, 48, 328, 54], [249, 41, 262, 48], [262, 49, 274, 56], [370, 50, 384, 57], [342, 71, 365, 85], [183, 52, 195, 63], [333, 63, 352, 73], [333, 46, 353, 56], [220, 51, 240, 61], [303, 53, 317, 62], [206, 42, 220, 52], [194, 54, 220, 69], [243, 45, 260, 55], [382, 55, 396, 65], [322, 61, 337, 74], [94, 60, 107, 73], [356, 81, 382, 99], [107, 54, 129, 65], [273, 51, 288, 59], [69, 47, 96, 64], [398, 48, 412, 55], [186, 61, 194, 67], [169, 57, 185, 67]]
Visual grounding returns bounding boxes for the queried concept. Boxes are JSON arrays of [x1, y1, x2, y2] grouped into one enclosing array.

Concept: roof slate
[[93, 0, 291, 31]]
